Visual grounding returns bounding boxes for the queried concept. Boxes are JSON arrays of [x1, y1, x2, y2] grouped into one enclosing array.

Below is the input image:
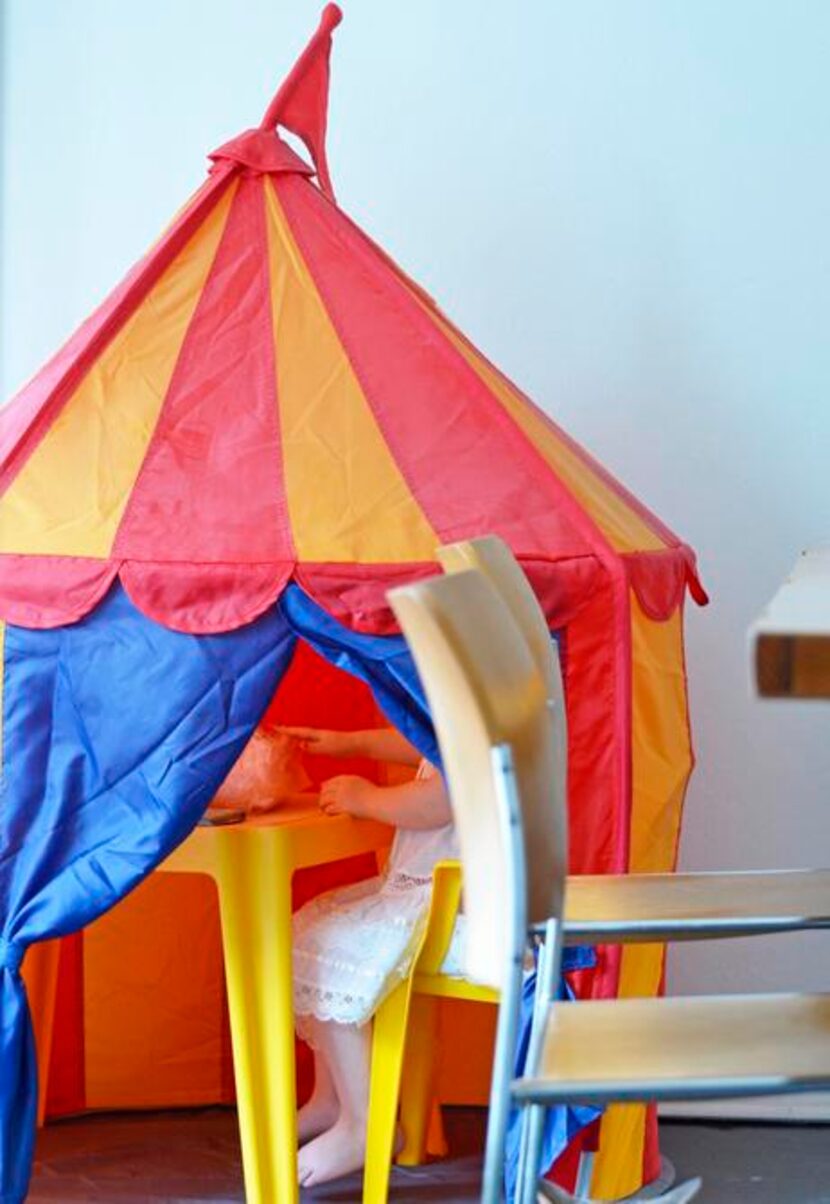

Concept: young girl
[[281, 725, 458, 1188]]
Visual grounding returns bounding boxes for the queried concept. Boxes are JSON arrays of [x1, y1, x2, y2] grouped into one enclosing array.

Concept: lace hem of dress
[[384, 870, 433, 893], [294, 966, 409, 1028]]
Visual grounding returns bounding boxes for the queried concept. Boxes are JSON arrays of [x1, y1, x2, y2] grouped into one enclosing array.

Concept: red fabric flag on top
[[259, 3, 342, 199]]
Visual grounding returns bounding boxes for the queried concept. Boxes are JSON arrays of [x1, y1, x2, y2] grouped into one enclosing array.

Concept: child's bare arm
[[279, 726, 421, 766], [319, 771, 452, 830], [353, 728, 422, 765]]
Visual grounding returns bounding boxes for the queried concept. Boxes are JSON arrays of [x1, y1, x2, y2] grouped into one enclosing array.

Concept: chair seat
[[564, 869, 830, 942], [513, 992, 830, 1104], [413, 971, 499, 1003]]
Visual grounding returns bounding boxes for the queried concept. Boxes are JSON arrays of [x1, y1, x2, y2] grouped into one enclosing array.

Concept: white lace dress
[[292, 761, 460, 1030]]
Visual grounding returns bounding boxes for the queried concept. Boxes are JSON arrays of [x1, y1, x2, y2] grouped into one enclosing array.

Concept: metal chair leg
[[482, 742, 533, 1204], [518, 1103, 547, 1204], [481, 950, 525, 1204], [574, 1151, 595, 1197], [516, 921, 562, 1204]]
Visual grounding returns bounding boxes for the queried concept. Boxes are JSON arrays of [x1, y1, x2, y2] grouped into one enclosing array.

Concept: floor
[[29, 1107, 830, 1202]]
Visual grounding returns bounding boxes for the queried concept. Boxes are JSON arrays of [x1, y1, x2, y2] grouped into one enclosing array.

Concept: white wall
[[3, 0, 830, 1073]]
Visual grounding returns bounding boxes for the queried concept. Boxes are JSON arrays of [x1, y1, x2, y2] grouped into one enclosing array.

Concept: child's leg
[[297, 1018, 372, 1187], [297, 1020, 340, 1144]]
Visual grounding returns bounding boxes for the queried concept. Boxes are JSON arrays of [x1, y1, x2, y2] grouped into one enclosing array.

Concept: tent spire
[[260, 4, 342, 199]]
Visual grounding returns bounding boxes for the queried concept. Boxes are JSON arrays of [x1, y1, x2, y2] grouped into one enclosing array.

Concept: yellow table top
[[158, 797, 393, 876]]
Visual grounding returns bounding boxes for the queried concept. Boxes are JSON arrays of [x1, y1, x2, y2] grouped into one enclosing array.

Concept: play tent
[[0, 7, 707, 1200]]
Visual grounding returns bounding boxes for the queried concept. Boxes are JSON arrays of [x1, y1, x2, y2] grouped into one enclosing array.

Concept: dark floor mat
[[30, 1107, 830, 1202]]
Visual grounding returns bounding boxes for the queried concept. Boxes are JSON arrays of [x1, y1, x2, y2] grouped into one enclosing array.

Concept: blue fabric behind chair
[[505, 948, 603, 1204]]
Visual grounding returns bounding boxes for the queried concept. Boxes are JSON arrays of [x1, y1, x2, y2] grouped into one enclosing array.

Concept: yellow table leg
[[216, 835, 298, 1204], [364, 977, 414, 1204]]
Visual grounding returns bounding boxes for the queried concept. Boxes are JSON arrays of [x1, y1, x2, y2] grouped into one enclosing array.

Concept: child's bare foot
[[298, 1121, 405, 1188], [297, 1094, 340, 1145], [298, 1116, 366, 1187]]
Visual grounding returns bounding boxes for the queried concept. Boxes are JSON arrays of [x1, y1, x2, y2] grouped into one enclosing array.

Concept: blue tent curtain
[[0, 584, 297, 1202]]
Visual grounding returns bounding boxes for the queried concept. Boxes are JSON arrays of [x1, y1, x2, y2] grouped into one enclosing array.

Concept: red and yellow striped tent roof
[[0, 5, 706, 636]]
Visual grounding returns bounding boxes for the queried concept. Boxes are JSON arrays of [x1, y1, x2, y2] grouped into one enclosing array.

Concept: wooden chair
[[389, 568, 830, 1204], [361, 537, 830, 1204]]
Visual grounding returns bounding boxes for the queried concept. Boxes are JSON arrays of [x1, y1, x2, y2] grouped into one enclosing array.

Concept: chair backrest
[[437, 536, 564, 706], [389, 570, 568, 989], [438, 535, 569, 903]]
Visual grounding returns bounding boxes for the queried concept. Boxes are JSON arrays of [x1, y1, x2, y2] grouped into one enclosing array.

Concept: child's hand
[[278, 727, 354, 759], [319, 775, 377, 819]]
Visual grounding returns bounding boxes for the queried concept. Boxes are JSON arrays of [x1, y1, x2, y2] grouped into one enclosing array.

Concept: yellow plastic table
[[156, 802, 392, 1204]]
